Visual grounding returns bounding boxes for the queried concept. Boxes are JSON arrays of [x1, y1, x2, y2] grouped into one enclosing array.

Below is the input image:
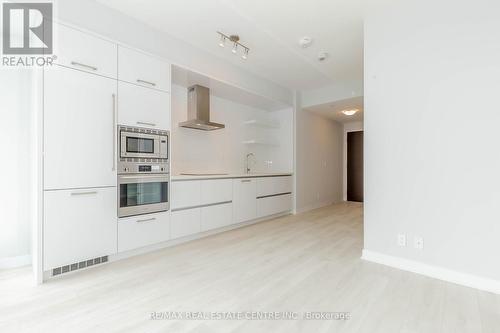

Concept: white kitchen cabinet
[[257, 193, 292, 218], [200, 179, 233, 205], [44, 65, 117, 190], [118, 46, 171, 92], [118, 81, 170, 130], [171, 181, 201, 209], [53, 23, 117, 78], [232, 178, 257, 223], [256, 176, 292, 197], [43, 187, 117, 270], [118, 212, 170, 252], [201, 203, 233, 232], [171, 208, 201, 239]]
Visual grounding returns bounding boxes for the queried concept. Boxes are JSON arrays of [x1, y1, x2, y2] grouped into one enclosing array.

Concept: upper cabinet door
[[44, 66, 117, 190], [118, 81, 171, 130], [118, 46, 171, 92], [53, 23, 117, 79]]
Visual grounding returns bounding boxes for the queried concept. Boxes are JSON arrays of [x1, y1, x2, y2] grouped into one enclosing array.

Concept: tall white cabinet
[[42, 23, 172, 275], [42, 25, 120, 272]]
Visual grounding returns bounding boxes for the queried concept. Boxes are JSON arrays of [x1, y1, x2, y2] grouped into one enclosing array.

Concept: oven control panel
[[119, 162, 168, 174]]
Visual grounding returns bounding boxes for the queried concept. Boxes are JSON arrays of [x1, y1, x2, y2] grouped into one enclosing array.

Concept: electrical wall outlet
[[414, 237, 424, 250], [397, 234, 407, 247]]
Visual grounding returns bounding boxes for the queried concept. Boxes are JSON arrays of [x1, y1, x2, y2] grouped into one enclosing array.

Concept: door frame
[[343, 122, 363, 201]]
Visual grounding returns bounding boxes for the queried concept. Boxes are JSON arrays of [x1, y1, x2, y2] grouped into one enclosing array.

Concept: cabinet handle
[[241, 179, 252, 183], [136, 121, 156, 127], [71, 191, 98, 196], [112, 94, 117, 171], [136, 79, 156, 87], [70, 61, 97, 71], [136, 217, 156, 223]]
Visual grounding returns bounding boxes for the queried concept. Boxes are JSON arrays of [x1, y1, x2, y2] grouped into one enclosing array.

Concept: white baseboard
[[362, 250, 500, 295], [0, 254, 31, 269]]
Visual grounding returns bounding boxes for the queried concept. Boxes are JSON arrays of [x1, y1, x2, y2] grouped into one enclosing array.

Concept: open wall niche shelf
[[242, 139, 280, 146], [243, 119, 280, 128]]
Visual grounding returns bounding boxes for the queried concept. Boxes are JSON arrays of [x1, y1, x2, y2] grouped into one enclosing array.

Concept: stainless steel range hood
[[179, 85, 225, 131]]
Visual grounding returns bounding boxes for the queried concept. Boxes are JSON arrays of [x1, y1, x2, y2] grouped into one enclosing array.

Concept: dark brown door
[[347, 131, 363, 202]]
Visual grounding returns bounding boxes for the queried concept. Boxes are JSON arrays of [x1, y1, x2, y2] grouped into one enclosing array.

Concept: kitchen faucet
[[246, 153, 255, 174]]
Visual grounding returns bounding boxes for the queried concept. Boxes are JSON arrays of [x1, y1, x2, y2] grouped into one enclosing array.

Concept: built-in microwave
[[120, 126, 168, 160]]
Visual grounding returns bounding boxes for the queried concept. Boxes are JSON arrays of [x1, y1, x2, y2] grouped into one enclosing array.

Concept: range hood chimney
[[179, 85, 225, 131]]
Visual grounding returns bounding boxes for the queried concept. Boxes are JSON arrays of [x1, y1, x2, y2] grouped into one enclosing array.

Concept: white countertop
[[171, 172, 293, 181]]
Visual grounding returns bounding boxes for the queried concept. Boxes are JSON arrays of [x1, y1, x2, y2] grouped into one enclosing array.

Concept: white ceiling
[[95, 0, 364, 91], [305, 96, 364, 123]]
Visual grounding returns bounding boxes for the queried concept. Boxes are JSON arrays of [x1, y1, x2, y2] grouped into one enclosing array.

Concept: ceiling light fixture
[[341, 109, 358, 116], [219, 34, 226, 47], [217, 31, 250, 60], [318, 52, 329, 62], [299, 36, 313, 48]]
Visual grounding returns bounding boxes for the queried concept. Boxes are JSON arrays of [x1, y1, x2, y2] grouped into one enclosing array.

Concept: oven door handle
[[118, 175, 169, 184]]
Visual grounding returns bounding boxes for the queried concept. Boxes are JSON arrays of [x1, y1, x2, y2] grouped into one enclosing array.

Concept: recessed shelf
[[242, 139, 279, 146], [243, 119, 280, 128]]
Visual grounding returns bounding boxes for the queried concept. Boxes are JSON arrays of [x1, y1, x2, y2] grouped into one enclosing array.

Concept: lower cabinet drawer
[[256, 193, 292, 218], [201, 203, 233, 232], [171, 208, 201, 239], [118, 212, 170, 252], [200, 179, 233, 205], [44, 187, 117, 270], [256, 176, 292, 197]]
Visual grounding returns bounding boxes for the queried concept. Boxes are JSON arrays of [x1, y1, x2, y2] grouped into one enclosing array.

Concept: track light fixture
[[217, 31, 250, 60]]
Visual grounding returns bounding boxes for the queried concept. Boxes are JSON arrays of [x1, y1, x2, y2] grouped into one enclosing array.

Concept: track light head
[[219, 35, 226, 47]]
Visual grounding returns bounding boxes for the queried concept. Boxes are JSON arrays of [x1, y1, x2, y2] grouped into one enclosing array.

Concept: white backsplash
[[171, 84, 293, 175]]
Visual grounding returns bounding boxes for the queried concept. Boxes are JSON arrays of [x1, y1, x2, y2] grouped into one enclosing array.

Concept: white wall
[[364, 0, 500, 282], [296, 94, 343, 213], [0, 67, 34, 267], [301, 80, 364, 108], [171, 84, 293, 175]]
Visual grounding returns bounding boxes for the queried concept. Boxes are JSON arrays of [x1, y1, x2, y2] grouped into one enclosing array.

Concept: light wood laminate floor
[[1, 203, 500, 332]]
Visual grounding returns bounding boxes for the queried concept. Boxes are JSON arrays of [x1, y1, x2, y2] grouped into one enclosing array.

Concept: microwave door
[[120, 132, 160, 159]]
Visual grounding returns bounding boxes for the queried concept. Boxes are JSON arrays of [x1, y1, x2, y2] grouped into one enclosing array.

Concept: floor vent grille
[[52, 256, 108, 276]]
